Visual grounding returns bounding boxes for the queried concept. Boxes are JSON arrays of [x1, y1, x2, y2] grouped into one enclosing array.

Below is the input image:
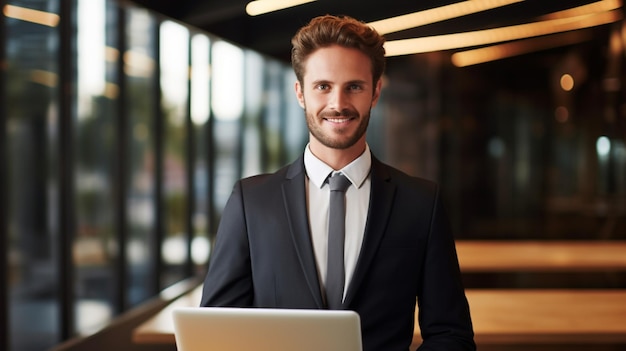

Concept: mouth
[[324, 117, 353, 124], [321, 111, 358, 124]]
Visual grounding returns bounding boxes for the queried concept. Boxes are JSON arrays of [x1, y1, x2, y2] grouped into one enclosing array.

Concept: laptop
[[172, 306, 363, 351]]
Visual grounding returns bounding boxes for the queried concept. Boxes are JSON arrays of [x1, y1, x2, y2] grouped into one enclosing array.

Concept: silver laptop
[[172, 307, 362, 351]]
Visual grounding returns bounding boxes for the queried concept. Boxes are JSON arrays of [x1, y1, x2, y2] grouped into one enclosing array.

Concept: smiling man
[[201, 15, 475, 351]]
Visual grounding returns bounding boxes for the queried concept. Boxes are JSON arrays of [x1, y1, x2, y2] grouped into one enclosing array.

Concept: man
[[201, 15, 475, 351]]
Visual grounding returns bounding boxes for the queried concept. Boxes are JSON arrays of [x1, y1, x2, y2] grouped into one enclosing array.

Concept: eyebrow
[[310, 79, 369, 86], [346, 80, 368, 86]]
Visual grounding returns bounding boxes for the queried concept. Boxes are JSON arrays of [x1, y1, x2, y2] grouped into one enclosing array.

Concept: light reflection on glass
[[191, 34, 211, 267], [74, 0, 116, 335], [3, 4, 60, 27], [597, 136, 611, 157], [77, 0, 106, 118], [161, 235, 210, 265], [159, 20, 190, 286], [242, 50, 264, 177], [212, 41, 244, 121], [192, 236, 211, 265], [211, 41, 244, 215], [126, 6, 157, 306], [191, 34, 210, 125], [161, 236, 187, 265], [160, 20, 189, 126]]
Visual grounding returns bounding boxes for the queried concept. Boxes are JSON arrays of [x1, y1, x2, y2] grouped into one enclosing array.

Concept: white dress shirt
[[304, 144, 371, 300]]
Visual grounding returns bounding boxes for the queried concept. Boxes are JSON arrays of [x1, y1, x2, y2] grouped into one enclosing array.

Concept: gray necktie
[[326, 172, 351, 309]]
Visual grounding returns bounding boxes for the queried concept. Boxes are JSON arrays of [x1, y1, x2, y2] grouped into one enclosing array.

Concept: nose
[[328, 89, 349, 111]]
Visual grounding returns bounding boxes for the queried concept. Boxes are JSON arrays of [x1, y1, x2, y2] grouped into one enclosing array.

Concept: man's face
[[295, 45, 381, 152]]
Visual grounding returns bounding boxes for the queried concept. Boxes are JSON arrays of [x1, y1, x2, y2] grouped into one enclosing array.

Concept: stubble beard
[[305, 107, 371, 150]]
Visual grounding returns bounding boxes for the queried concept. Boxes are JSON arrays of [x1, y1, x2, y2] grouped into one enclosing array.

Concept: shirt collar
[[304, 144, 371, 189]]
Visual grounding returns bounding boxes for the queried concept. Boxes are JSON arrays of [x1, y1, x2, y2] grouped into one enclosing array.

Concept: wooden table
[[133, 286, 626, 345], [133, 285, 203, 344], [455, 240, 626, 272], [415, 289, 626, 345]]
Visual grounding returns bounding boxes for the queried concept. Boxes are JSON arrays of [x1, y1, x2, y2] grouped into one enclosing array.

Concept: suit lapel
[[282, 157, 325, 308], [343, 158, 396, 307]]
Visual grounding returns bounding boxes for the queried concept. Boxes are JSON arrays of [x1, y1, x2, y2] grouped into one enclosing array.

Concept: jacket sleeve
[[416, 185, 476, 351], [200, 181, 254, 307]]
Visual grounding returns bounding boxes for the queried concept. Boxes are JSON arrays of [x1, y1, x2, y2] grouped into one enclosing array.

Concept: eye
[[315, 83, 330, 91], [347, 84, 364, 92]]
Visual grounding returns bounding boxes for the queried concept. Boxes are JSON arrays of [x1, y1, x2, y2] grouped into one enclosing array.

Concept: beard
[[305, 107, 371, 150]]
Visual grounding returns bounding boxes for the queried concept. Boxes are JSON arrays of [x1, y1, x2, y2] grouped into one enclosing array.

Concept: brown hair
[[291, 15, 385, 85]]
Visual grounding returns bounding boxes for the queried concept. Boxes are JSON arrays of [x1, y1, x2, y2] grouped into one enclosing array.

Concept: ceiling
[[127, 0, 613, 63]]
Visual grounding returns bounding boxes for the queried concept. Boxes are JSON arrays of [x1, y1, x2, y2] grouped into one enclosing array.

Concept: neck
[[308, 137, 366, 170]]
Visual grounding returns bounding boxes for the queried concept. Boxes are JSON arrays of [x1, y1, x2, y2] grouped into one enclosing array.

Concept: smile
[[324, 117, 353, 123], [324, 116, 354, 123]]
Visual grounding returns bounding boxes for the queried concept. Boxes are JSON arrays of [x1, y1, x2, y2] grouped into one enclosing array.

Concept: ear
[[371, 78, 383, 108], [295, 80, 305, 108]]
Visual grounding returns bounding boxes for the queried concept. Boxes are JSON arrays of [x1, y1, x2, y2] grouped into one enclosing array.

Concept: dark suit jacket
[[201, 155, 475, 351]]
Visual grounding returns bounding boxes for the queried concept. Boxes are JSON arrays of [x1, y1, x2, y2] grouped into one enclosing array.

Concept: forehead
[[302, 45, 373, 84]]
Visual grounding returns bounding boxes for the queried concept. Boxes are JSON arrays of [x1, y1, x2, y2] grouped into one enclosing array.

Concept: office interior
[[1, 0, 625, 350]]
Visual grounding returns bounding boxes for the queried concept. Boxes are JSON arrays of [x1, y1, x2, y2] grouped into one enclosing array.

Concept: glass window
[[73, 0, 118, 334], [5, 0, 61, 349], [190, 33, 211, 269], [282, 69, 308, 163], [159, 20, 189, 286], [242, 50, 264, 178], [211, 40, 244, 217], [2, 1, 303, 349], [124, 6, 158, 307], [260, 60, 286, 172]]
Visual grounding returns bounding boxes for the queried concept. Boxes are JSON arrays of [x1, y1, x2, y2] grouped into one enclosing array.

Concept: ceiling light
[[246, 0, 316, 16], [385, 9, 622, 56], [451, 30, 593, 67], [560, 74, 575, 91], [539, 0, 621, 20], [369, 0, 524, 35]]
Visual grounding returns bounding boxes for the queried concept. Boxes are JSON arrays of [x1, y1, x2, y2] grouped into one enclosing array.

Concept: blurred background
[[1, 0, 625, 350]]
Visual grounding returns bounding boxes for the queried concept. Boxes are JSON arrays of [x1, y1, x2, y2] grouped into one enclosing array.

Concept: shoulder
[[372, 157, 439, 193], [238, 156, 303, 190]]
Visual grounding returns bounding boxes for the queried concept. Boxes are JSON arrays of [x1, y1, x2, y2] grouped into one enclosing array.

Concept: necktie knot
[[328, 173, 351, 192]]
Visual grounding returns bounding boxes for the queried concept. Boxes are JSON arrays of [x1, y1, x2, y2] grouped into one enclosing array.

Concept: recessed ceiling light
[[246, 0, 316, 16]]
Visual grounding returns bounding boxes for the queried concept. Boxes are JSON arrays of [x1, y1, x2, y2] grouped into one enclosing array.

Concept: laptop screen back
[[172, 307, 362, 351]]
